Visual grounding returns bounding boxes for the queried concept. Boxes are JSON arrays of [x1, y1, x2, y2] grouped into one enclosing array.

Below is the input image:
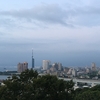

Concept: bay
[[0, 75, 11, 80], [0, 66, 17, 72]]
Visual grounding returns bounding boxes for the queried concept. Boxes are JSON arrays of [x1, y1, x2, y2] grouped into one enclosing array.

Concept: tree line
[[0, 69, 100, 100]]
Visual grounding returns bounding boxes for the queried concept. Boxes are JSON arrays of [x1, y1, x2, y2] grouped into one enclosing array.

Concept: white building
[[67, 68, 72, 75], [58, 63, 62, 71], [42, 60, 50, 70], [72, 68, 77, 77], [91, 62, 96, 71]]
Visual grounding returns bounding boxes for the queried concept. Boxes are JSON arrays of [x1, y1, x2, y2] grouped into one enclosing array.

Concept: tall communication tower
[[32, 49, 34, 68]]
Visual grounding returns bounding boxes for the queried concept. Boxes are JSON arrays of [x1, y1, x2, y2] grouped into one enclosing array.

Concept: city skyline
[[0, 0, 100, 66]]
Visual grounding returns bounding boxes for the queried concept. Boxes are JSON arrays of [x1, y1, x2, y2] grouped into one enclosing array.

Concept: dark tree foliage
[[0, 69, 74, 100], [74, 85, 100, 100], [33, 75, 74, 100], [75, 90, 100, 100]]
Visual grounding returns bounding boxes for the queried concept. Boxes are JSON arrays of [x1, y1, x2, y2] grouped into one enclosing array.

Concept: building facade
[[42, 60, 50, 70], [91, 62, 96, 71], [72, 68, 77, 77], [17, 62, 28, 73]]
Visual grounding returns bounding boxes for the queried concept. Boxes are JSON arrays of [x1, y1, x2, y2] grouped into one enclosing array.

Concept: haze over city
[[0, 0, 100, 67]]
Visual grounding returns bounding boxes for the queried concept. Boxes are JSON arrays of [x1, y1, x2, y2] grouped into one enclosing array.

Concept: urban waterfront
[[0, 67, 16, 80]]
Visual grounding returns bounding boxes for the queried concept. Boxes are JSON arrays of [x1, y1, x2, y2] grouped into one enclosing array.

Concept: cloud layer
[[0, 0, 100, 66], [1, 1, 100, 27]]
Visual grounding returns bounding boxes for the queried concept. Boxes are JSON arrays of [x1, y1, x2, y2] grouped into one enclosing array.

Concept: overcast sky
[[0, 0, 100, 67]]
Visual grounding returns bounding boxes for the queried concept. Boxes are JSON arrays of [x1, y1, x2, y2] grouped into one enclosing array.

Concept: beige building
[[17, 62, 28, 73]]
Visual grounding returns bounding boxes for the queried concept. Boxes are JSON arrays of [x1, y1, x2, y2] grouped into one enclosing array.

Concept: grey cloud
[[0, 3, 100, 27], [0, 4, 70, 26], [0, 32, 4, 36], [0, 32, 11, 37], [0, 40, 55, 51], [0, 18, 19, 30], [64, 5, 100, 26], [0, 37, 75, 54]]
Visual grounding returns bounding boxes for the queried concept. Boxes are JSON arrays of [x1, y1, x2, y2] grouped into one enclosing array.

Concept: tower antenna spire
[[32, 48, 33, 58]]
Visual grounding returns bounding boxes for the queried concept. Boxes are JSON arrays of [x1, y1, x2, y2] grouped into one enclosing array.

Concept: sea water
[[0, 66, 17, 72]]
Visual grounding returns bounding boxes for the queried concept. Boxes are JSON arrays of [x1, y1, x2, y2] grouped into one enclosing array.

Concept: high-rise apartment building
[[42, 60, 50, 70], [58, 63, 62, 71], [52, 63, 62, 71], [72, 68, 77, 77], [91, 62, 96, 71], [17, 62, 28, 73]]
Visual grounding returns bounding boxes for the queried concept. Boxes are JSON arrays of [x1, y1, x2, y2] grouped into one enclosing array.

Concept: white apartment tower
[[91, 62, 96, 71], [42, 60, 50, 70], [72, 68, 77, 77], [58, 63, 62, 71]]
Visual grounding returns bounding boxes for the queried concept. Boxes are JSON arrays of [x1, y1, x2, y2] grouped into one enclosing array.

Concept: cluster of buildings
[[41, 61, 100, 80], [1, 50, 100, 89], [41, 60, 76, 77], [17, 50, 100, 80], [17, 52, 100, 80], [17, 55, 100, 81]]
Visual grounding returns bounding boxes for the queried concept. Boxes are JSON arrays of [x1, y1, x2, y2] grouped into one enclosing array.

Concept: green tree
[[33, 75, 74, 100], [74, 85, 100, 100], [75, 90, 100, 100], [0, 69, 74, 100]]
